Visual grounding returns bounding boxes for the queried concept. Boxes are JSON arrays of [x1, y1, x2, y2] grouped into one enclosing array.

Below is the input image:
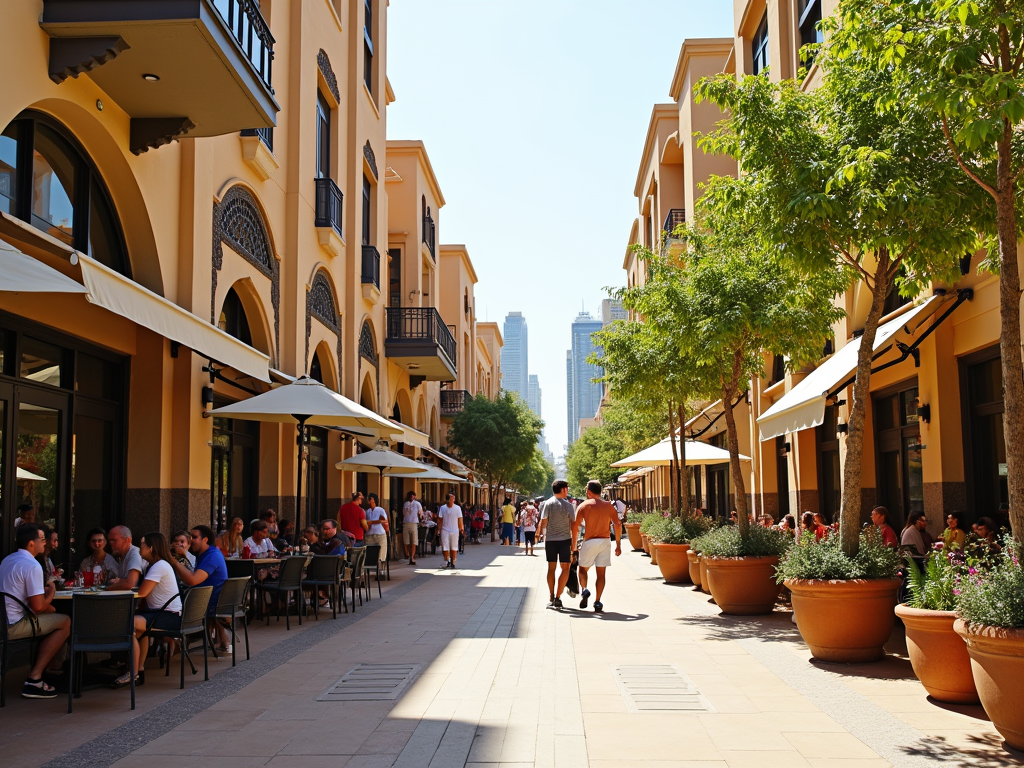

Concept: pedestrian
[[537, 479, 579, 610], [472, 508, 485, 543], [402, 491, 421, 565], [437, 493, 464, 569], [339, 491, 368, 547], [514, 502, 523, 546], [521, 499, 539, 556], [612, 495, 627, 540], [364, 493, 389, 567], [500, 498, 515, 545], [574, 480, 622, 613]]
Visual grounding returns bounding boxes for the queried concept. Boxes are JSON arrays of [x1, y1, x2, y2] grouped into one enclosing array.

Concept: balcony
[[361, 245, 380, 303], [385, 307, 457, 383], [662, 208, 686, 255], [314, 178, 344, 258], [239, 126, 277, 179], [440, 389, 471, 418], [422, 214, 436, 261], [41, 0, 279, 154]]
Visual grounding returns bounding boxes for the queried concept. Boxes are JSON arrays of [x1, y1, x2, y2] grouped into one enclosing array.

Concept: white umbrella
[[17, 467, 47, 481], [410, 463, 468, 484], [210, 376, 402, 530], [611, 438, 749, 468], [336, 446, 429, 501]]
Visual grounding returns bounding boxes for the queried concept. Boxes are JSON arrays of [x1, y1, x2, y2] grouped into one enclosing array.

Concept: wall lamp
[[836, 423, 848, 435], [919, 403, 931, 423], [201, 385, 214, 418]]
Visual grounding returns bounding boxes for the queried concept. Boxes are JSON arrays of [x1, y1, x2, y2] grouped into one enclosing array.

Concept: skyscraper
[[528, 374, 541, 417], [601, 298, 627, 325], [566, 311, 605, 445], [501, 312, 529, 403], [566, 350, 574, 449]]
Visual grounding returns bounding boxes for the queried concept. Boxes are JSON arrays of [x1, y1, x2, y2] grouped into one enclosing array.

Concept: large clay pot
[[625, 523, 643, 551], [687, 549, 701, 587], [785, 578, 901, 663], [641, 533, 650, 555], [649, 541, 660, 565], [654, 543, 691, 583], [895, 605, 978, 704], [699, 556, 711, 595], [955, 619, 1024, 750], [704, 556, 781, 615]]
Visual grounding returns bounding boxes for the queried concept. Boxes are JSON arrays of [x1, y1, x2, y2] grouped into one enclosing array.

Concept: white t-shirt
[[613, 500, 627, 520], [244, 536, 277, 557], [0, 549, 44, 624], [402, 500, 422, 524], [522, 505, 539, 532], [438, 504, 463, 533], [142, 559, 182, 613], [366, 506, 388, 535]]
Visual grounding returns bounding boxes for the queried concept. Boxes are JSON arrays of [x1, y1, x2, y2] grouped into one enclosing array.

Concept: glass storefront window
[[0, 123, 18, 215], [76, 352, 120, 401], [31, 125, 77, 247], [0, 328, 8, 374], [901, 388, 919, 425], [72, 413, 115, 552], [20, 336, 63, 387], [17, 402, 59, 531]]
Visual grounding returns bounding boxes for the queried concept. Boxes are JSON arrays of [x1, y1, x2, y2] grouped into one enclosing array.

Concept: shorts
[[501, 522, 515, 540], [364, 533, 388, 563], [545, 539, 572, 564], [524, 530, 536, 545], [440, 530, 459, 552], [139, 609, 182, 632], [402, 522, 418, 546], [6, 611, 68, 640], [579, 538, 611, 568]]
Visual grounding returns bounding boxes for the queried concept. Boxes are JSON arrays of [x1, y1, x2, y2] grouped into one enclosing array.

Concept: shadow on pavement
[[899, 733, 1024, 767], [564, 610, 649, 622], [674, 610, 805, 645]]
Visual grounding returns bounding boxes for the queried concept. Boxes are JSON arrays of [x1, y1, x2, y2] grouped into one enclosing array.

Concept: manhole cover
[[317, 663, 420, 702], [611, 664, 714, 713]]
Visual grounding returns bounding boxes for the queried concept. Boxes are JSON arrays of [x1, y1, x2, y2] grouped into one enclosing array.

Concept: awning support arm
[[687, 390, 748, 439], [203, 361, 263, 397]]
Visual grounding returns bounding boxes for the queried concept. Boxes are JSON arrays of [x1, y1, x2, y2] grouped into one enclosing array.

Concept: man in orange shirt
[[574, 480, 622, 613]]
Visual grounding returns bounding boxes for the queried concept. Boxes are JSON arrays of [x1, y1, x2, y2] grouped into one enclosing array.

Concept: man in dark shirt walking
[[536, 479, 579, 610]]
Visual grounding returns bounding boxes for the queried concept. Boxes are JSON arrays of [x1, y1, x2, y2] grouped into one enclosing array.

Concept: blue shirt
[[194, 546, 228, 612]]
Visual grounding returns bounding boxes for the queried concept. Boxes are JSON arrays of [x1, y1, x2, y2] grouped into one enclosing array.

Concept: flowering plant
[[775, 528, 901, 582], [904, 545, 967, 611], [691, 523, 792, 558], [955, 537, 1024, 629], [639, 511, 668, 536], [653, 513, 714, 545]]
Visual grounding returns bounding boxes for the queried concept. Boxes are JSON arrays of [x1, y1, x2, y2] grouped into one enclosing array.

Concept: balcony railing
[[212, 0, 274, 90], [240, 126, 273, 152], [422, 214, 436, 260], [314, 178, 343, 235], [361, 245, 381, 289], [663, 209, 686, 236], [441, 389, 470, 417], [386, 307, 457, 367]]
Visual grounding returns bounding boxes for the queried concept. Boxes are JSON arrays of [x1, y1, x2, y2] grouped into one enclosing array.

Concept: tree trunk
[[994, 124, 1024, 542], [722, 351, 749, 540], [489, 485, 497, 542], [678, 402, 690, 514], [667, 400, 680, 516], [839, 251, 890, 556]]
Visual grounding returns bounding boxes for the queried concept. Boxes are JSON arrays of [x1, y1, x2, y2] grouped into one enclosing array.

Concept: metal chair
[[67, 593, 137, 713], [363, 544, 383, 599], [345, 547, 367, 612], [145, 585, 213, 689], [212, 577, 251, 666], [303, 555, 346, 619], [259, 557, 305, 629], [0, 592, 40, 708]]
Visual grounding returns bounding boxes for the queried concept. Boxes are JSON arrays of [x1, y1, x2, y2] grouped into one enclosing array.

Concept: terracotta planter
[[687, 549, 702, 587], [704, 556, 781, 615], [649, 541, 660, 565], [624, 523, 642, 551], [699, 556, 711, 595], [785, 578, 901, 663], [654, 543, 691, 583], [895, 605, 978, 704], [955, 619, 1024, 750], [641, 533, 650, 555]]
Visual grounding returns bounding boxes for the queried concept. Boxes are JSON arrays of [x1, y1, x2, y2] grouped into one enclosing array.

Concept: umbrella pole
[[295, 415, 309, 536]]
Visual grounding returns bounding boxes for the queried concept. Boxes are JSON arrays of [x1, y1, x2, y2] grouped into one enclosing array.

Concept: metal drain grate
[[611, 665, 714, 713], [317, 663, 420, 702]]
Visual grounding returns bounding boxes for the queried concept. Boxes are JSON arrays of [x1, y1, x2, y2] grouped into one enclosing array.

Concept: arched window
[[0, 111, 129, 276], [219, 288, 252, 346], [310, 349, 324, 383]]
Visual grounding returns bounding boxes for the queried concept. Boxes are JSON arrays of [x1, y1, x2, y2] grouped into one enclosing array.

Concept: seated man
[[106, 525, 144, 591], [312, 519, 352, 556], [169, 525, 230, 651], [0, 523, 71, 698], [244, 521, 279, 558]]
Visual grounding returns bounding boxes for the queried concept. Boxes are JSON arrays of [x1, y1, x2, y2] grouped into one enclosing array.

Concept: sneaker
[[594, 601, 604, 613], [580, 589, 591, 610], [214, 644, 232, 655], [553, 597, 564, 610], [22, 679, 57, 699]]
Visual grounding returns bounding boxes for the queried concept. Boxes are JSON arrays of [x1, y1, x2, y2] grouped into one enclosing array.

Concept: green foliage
[[511, 448, 554, 499], [691, 523, 792, 559], [646, 516, 671, 543], [775, 530, 902, 582], [565, 425, 628, 497], [905, 551, 960, 612], [956, 538, 1024, 628], [639, 512, 666, 536], [654, 514, 714, 545], [625, 511, 648, 524], [600, 399, 669, 456]]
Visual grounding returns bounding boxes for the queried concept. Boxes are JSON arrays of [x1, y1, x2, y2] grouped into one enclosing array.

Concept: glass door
[[306, 427, 327, 526], [15, 388, 67, 552]]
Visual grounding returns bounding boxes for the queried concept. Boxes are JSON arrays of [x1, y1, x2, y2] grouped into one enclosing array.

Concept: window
[[363, 0, 373, 95], [752, 13, 770, 75], [963, 351, 1008, 522], [316, 91, 331, 179], [798, 0, 823, 50], [388, 248, 402, 308], [817, 404, 840, 522], [218, 288, 253, 346], [874, 382, 922, 529], [361, 175, 372, 246], [0, 112, 129, 276]]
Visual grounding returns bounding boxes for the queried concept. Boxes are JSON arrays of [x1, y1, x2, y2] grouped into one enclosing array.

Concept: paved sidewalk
[[9, 542, 1022, 768]]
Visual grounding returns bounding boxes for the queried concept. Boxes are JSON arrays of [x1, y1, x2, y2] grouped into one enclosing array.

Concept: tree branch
[[941, 115, 998, 198]]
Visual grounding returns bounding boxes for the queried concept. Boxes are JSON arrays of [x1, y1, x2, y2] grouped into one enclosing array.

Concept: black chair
[[303, 556, 346, 619], [346, 547, 367, 612], [363, 544, 383, 599], [67, 593, 137, 713], [145, 585, 213, 689], [212, 577, 251, 666], [0, 592, 41, 708], [226, 559, 257, 579], [259, 557, 305, 629]]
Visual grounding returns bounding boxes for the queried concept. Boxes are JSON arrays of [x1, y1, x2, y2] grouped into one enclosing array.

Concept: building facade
[[501, 311, 528, 404], [528, 373, 541, 418], [566, 311, 604, 445]]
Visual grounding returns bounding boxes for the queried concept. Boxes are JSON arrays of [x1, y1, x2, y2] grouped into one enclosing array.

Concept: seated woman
[[79, 527, 119, 585], [871, 506, 899, 548], [801, 511, 827, 541], [114, 532, 182, 688], [302, 525, 320, 550], [942, 511, 967, 550], [973, 516, 1002, 554], [277, 519, 296, 548], [217, 517, 245, 558]]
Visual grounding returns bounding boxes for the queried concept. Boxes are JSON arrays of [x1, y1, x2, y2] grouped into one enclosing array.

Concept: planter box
[[895, 604, 978, 704], [704, 556, 781, 615], [687, 549, 701, 587], [654, 543, 691, 583], [955, 619, 1024, 750], [624, 523, 642, 551]]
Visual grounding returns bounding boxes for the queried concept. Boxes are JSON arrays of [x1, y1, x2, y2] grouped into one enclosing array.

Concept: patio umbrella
[[409, 463, 467, 484], [210, 376, 401, 531], [336, 445, 429, 503], [611, 438, 749, 468], [17, 467, 47, 481]]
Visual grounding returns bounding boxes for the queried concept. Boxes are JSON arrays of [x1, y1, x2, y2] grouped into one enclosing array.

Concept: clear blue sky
[[387, 1, 734, 457]]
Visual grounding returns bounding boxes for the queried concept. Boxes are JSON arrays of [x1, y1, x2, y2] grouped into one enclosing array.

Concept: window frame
[[316, 90, 331, 180], [751, 13, 770, 76]]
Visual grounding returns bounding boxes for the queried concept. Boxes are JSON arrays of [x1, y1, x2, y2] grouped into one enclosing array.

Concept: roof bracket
[[48, 35, 129, 85]]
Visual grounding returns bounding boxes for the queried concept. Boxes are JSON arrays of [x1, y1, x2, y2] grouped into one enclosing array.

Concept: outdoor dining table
[[52, 588, 139, 601]]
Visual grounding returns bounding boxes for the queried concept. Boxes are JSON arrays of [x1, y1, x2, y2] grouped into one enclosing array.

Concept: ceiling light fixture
[[142, 73, 160, 82]]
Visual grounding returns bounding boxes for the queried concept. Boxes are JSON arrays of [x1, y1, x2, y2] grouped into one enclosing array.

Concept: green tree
[[565, 424, 628, 497], [447, 391, 541, 540], [832, 0, 1024, 539], [511, 447, 555, 499], [601, 398, 668, 456], [696, 49, 976, 554]]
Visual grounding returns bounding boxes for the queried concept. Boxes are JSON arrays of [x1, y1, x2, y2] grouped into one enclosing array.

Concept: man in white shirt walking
[[402, 491, 422, 565], [364, 493, 389, 566], [437, 493, 464, 569]]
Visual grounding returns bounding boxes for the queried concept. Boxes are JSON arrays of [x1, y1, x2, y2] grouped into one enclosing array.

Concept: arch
[[218, 277, 274, 358], [430, 407, 439, 448], [416, 396, 427, 432], [359, 319, 378, 366], [359, 371, 376, 411], [308, 270, 339, 328], [310, 340, 338, 391], [317, 49, 340, 102], [394, 388, 413, 427]]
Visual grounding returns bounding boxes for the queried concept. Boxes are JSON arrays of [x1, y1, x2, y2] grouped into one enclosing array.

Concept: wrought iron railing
[[361, 245, 380, 289], [440, 389, 470, 416], [211, 0, 275, 90], [422, 214, 436, 260], [386, 307, 457, 368], [314, 178, 343, 235], [663, 209, 686, 236], [240, 126, 273, 152]]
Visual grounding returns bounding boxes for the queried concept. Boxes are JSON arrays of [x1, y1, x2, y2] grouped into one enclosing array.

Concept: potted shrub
[[778, 530, 902, 663], [624, 512, 645, 551], [652, 515, 713, 583], [639, 513, 661, 557], [647, 517, 665, 565], [895, 548, 978, 703], [689, 537, 712, 595], [954, 539, 1024, 750], [687, 548, 702, 588], [690, 525, 791, 614]]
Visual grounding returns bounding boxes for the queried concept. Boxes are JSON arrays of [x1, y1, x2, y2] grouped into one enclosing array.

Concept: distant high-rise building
[[566, 311, 604, 445], [566, 350, 574, 448], [501, 312, 529, 404], [601, 298, 627, 325], [528, 374, 541, 417]]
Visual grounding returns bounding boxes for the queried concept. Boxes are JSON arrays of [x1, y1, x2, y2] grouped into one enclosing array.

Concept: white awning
[[413, 463, 468, 483], [757, 297, 942, 442], [72, 252, 270, 382], [388, 419, 431, 449], [612, 439, 747, 468], [419, 444, 470, 475], [0, 240, 88, 294]]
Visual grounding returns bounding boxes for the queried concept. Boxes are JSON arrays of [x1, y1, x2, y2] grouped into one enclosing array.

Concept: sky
[[386, 0, 734, 457]]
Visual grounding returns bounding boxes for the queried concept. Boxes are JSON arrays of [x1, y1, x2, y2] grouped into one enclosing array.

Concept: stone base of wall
[[793, 489, 819, 516], [923, 481, 967, 537], [126, 488, 211, 535]]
